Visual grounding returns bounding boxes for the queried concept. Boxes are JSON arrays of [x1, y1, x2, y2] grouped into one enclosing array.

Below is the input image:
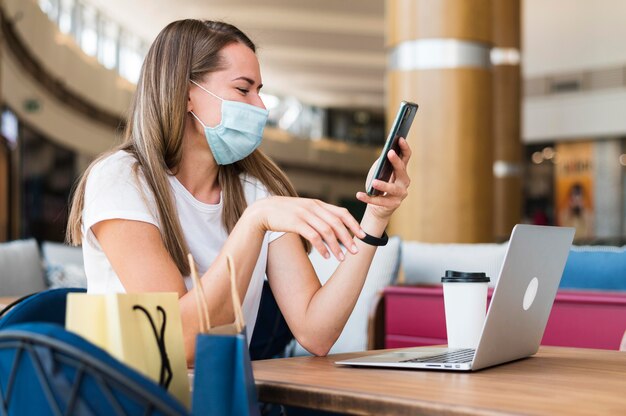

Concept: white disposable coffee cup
[[442, 270, 490, 349]]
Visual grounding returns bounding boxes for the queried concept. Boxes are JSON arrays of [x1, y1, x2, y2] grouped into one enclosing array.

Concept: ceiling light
[[542, 147, 555, 159]]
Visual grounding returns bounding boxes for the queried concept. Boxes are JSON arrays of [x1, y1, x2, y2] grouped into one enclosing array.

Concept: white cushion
[[291, 236, 402, 355], [41, 241, 87, 289], [402, 241, 508, 286], [0, 239, 46, 296]]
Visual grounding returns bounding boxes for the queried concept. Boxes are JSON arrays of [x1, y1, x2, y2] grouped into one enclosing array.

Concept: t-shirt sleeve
[[241, 174, 285, 243], [82, 153, 159, 246], [268, 229, 286, 243]]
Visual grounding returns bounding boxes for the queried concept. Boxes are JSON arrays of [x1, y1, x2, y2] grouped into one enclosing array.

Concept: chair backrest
[[0, 287, 86, 329], [560, 246, 626, 290], [0, 322, 188, 416], [0, 239, 47, 296], [41, 241, 87, 289]]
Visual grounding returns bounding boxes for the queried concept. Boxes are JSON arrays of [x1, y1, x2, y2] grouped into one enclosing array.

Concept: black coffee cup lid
[[441, 270, 490, 283]]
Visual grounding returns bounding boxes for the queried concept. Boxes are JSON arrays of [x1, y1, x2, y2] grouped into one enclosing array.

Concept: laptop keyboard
[[400, 348, 476, 364]]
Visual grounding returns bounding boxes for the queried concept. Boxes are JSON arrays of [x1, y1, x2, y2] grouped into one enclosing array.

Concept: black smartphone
[[366, 101, 418, 196]]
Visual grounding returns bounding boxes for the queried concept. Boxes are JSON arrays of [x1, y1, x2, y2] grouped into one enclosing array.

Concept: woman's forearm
[[178, 204, 265, 363], [298, 206, 389, 355]]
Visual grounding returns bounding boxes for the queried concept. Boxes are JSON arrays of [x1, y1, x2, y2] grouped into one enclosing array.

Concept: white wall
[[523, 0, 626, 142], [523, 89, 626, 143], [523, 0, 626, 77]]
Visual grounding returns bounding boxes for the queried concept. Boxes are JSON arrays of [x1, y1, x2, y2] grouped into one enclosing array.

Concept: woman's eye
[[236, 88, 249, 95]]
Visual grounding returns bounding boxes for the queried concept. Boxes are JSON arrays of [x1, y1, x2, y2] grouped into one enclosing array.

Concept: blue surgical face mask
[[190, 80, 269, 165]]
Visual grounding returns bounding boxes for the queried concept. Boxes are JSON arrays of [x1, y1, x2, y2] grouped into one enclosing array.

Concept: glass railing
[[37, 0, 146, 83], [35, 0, 384, 145]]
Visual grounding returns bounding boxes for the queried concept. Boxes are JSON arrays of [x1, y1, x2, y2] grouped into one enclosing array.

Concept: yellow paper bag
[[65, 292, 190, 408]]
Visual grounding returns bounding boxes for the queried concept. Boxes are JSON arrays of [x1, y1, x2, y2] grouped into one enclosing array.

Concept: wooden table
[[253, 346, 626, 415]]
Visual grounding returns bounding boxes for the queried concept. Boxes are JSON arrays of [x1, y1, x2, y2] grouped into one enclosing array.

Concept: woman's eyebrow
[[232, 76, 254, 85], [232, 76, 263, 90]]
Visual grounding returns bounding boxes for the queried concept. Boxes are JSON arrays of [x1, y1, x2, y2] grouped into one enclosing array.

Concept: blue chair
[[1, 285, 294, 360], [0, 287, 86, 329], [0, 322, 188, 415]]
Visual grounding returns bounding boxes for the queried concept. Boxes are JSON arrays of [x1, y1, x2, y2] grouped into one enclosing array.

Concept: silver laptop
[[336, 224, 575, 371]]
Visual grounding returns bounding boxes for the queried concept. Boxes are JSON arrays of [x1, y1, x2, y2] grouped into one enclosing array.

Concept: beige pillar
[[386, 0, 494, 242], [492, 0, 522, 240]]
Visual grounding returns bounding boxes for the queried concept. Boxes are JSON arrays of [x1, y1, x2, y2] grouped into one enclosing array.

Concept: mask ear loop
[[189, 110, 208, 128], [189, 80, 224, 129], [190, 79, 223, 101]]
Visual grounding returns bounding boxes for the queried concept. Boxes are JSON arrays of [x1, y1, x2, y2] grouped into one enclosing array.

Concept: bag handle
[[187, 254, 245, 334], [188, 253, 211, 333], [132, 304, 173, 389], [226, 255, 245, 334]]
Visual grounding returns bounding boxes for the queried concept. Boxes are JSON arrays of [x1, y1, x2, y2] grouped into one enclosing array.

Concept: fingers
[[304, 213, 347, 261], [319, 203, 365, 239], [356, 190, 405, 208], [368, 149, 409, 199], [260, 196, 363, 261], [297, 222, 333, 260], [356, 138, 412, 213], [368, 179, 408, 200], [397, 137, 412, 165], [365, 158, 379, 189], [299, 200, 364, 261], [387, 142, 411, 188]]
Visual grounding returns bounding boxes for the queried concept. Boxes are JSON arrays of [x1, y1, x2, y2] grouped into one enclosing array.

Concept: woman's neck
[[176, 126, 221, 204]]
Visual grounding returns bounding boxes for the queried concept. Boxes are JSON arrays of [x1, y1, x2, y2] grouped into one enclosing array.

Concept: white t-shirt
[[81, 150, 283, 341]]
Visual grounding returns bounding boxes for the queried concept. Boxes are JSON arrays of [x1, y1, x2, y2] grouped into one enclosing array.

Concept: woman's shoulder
[[82, 150, 159, 231], [87, 150, 149, 193], [90, 150, 137, 177]]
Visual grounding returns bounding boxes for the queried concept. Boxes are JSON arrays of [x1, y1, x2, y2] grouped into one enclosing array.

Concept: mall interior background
[[0, 0, 625, 246]]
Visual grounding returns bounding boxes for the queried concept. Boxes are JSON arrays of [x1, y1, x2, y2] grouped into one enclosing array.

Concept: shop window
[[326, 108, 385, 145], [20, 125, 78, 242], [524, 144, 556, 227]]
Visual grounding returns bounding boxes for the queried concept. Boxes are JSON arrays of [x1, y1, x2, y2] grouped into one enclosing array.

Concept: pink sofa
[[384, 241, 626, 351], [384, 285, 626, 350]]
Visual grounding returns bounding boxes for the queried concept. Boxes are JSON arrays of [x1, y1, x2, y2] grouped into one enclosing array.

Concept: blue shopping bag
[[188, 254, 261, 416], [193, 330, 259, 415]]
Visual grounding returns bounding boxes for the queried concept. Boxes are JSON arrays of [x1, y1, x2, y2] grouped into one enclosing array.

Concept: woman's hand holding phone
[[359, 101, 416, 222], [356, 137, 412, 221], [366, 101, 417, 196]]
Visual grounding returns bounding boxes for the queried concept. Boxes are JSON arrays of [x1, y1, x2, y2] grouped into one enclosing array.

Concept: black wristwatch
[[358, 230, 389, 246]]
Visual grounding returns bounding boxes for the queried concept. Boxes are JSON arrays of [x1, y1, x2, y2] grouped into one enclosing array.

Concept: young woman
[[67, 19, 411, 362]]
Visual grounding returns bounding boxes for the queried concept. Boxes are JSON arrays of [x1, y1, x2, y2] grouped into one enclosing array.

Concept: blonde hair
[[67, 20, 306, 276]]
